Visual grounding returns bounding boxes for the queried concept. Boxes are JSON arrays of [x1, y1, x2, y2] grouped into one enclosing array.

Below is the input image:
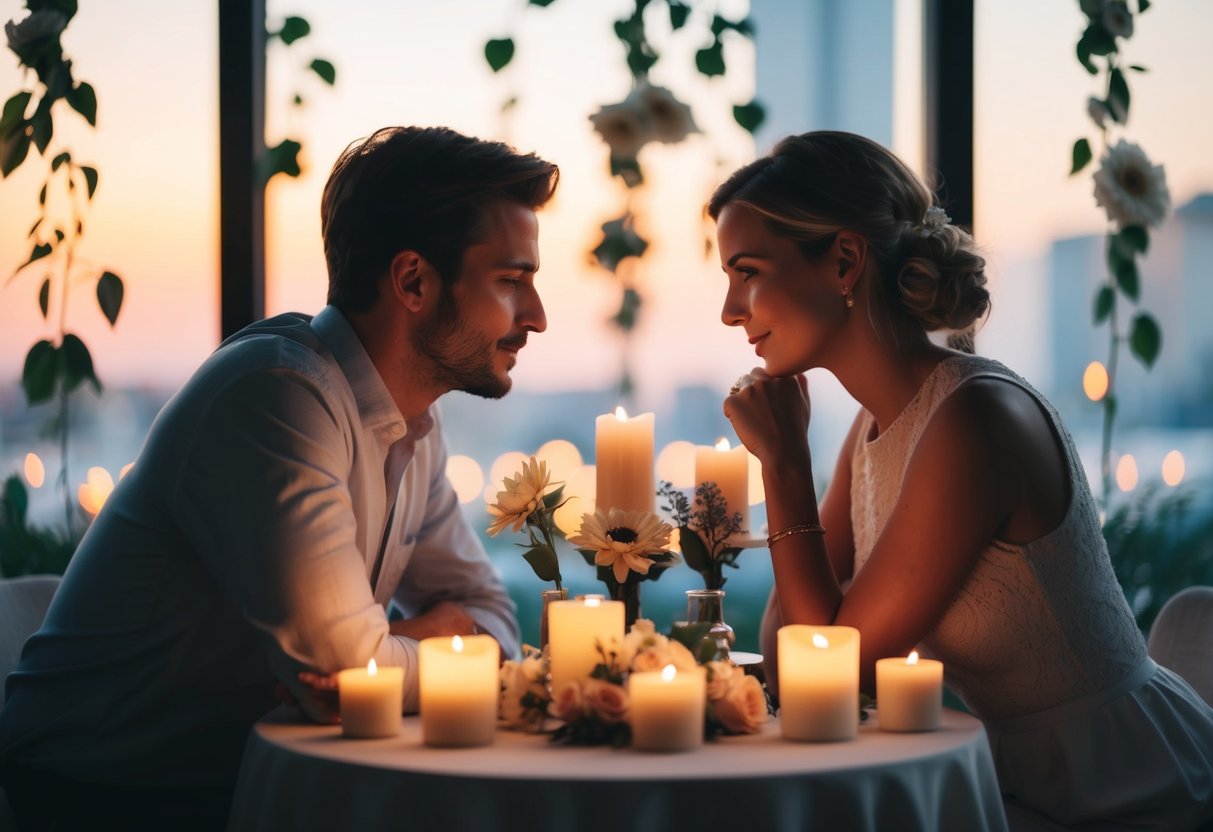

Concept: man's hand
[[389, 599, 482, 642], [277, 674, 341, 725]]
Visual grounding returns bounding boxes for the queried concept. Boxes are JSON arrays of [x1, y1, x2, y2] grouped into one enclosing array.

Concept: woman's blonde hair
[[708, 131, 988, 352]]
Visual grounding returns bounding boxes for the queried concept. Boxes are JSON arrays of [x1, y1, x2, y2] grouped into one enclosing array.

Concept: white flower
[[499, 645, 549, 731], [5, 9, 67, 49], [486, 456, 551, 536], [631, 638, 698, 674], [626, 83, 699, 144], [1101, 1, 1134, 39], [1087, 96, 1112, 128], [704, 660, 741, 701], [568, 508, 673, 584], [712, 673, 768, 734], [1093, 139, 1170, 230], [588, 99, 649, 161]]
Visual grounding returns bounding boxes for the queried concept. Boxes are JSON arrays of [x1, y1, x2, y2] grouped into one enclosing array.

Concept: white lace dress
[[849, 354, 1213, 831]]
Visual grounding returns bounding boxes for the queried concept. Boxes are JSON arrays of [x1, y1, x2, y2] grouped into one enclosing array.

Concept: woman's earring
[[843, 289, 854, 309]]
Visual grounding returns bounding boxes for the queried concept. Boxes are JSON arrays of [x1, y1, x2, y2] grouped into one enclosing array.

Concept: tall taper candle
[[595, 407, 655, 515]]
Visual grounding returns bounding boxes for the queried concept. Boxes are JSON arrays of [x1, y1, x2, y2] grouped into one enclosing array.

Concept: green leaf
[[528, 0, 557, 6], [308, 58, 336, 85], [668, 622, 712, 651], [3, 475, 30, 528], [29, 218, 42, 237], [30, 106, 52, 154], [51, 151, 70, 171], [1129, 64, 1148, 72], [1107, 67, 1130, 123], [67, 82, 97, 126], [1129, 313, 1161, 368], [668, 1, 690, 30], [293, 93, 303, 106], [1138, 0, 1150, 12], [39, 183, 47, 204], [1093, 285, 1115, 324], [733, 100, 766, 134], [592, 216, 648, 271], [1114, 258, 1139, 300], [522, 544, 561, 583], [80, 165, 98, 199], [625, 42, 658, 78], [0, 91, 31, 137], [484, 38, 515, 73], [500, 95, 518, 114], [276, 16, 310, 45], [695, 42, 726, 77], [577, 547, 597, 567], [22, 242, 53, 274], [541, 484, 565, 512], [96, 271, 123, 326], [1, 131, 32, 177], [610, 287, 642, 331], [1070, 138, 1093, 176], [22, 340, 59, 404], [259, 138, 303, 183], [38, 277, 50, 318], [1118, 225, 1148, 254], [678, 525, 712, 572], [59, 333, 99, 394], [1082, 24, 1116, 56]]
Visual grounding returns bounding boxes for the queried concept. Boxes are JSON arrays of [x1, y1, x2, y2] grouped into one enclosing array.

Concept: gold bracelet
[[767, 523, 825, 546]]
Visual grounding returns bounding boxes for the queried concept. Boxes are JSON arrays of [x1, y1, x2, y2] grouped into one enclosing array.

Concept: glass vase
[[612, 581, 642, 631], [685, 589, 735, 657], [539, 587, 568, 649]]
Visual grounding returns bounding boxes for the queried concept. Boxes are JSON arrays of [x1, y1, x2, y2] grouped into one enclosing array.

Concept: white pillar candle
[[778, 625, 860, 742], [418, 634, 499, 747], [337, 658, 404, 739], [548, 597, 625, 693], [693, 437, 749, 536], [876, 651, 943, 732], [595, 407, 655, 515], [629, 664, 706, 752]]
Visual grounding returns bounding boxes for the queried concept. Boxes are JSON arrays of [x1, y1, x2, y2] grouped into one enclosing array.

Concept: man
[[0, 126, 559, 828]]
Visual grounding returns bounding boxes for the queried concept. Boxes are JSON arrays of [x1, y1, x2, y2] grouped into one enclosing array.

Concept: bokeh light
[[119, 462, 135, 479], [655, 440, 696, 489], [485, 450, 529, 503], [747, 452, 765, 506], [1115, 454, 1138, 493], [23, 452, 45, 488], [1083, 361, 1109, 402], [535, 438, 582, 486], [78, 466, 115, 516], [445, 454, 485, 505], [1161, 450, 1185, 487], [554, 464, 597, 536]]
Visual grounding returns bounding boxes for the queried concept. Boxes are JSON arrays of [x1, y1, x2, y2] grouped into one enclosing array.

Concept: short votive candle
[[629, 664, 706, 752], [876, 651, 943, 732], [338, 658, 404, 738], [418, 634, 499, 747], [778, 625, 860, 742]]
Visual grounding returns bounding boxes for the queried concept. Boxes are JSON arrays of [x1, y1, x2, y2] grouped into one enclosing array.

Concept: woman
[[712, 131, 1213, 830]]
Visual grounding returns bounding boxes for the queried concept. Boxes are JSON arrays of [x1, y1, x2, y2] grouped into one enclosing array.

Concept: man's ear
[[834, 231, 869, 292], [386, 250, 438, 313]]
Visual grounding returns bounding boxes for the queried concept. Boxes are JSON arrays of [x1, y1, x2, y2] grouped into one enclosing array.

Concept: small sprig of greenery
[[520, 486, 568, 593], [659, 479, 744, 590], [261, 14, 337, 184]]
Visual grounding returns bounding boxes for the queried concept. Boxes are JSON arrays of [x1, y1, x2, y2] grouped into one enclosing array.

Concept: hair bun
[[896, 224, 989, 333]]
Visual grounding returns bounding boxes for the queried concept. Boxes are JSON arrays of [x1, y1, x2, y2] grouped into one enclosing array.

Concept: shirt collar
[[311, 305, 407, 435]]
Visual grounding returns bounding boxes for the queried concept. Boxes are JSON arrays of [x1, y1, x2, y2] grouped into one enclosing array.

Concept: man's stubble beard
[[414, 293, 512, 400]]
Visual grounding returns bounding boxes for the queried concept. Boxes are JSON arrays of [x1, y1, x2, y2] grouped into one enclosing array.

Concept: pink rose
[[713, 674, 768, 734], [583, 678, 629, 724], [550, 680, 585, 723], [705, 660, 739, 701]]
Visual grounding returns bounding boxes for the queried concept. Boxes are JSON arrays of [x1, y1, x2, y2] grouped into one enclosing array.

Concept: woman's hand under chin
[[723, 367, 812, 465]]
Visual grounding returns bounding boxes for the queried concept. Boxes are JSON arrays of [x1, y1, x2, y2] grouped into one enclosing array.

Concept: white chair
[[1147, 585, 1213, 706], [0, 574, 61, 832]]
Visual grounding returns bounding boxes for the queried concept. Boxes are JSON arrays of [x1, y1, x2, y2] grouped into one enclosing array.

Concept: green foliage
[[484, 38, 515, 73], [1070, 137, 1092, 175], [1128, 312, 1161, 367], [96, 271, 123, 325], [275, 16, 310, 45], [308, 59, 336, 86], [0, 476, 78, 577], [1105, 486, 1213, 634], [733, 100, 765, 134], [1093, 284, 1115, 324], [592, 216, 648, 272], [259, 138, 302, 183], [265, 14, 336, 184], [610, 287, 642, 331]]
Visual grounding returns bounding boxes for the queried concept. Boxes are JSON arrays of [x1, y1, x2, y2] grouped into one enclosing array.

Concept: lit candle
[[548, 597, 625, 693], [876, 651, 943, 732], [693, 437, 749, 537], [337, 658, 404, 739], [629, 664, 706, 752], [777, 625, 860, 742], [595, 407, 655, 515], [418, 634, 499, 747]]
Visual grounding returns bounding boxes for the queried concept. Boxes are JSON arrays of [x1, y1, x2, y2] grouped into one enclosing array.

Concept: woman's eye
[[739, 268, 757, 281]]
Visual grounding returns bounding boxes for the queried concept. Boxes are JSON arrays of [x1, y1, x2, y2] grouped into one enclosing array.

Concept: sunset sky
[[2, 0, 1211, 413]]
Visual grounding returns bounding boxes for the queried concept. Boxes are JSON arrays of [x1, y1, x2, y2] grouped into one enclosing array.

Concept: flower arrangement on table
[[568, 506, 678, 627], [486, 456, 567, 593], [499, 620, 769, 745], [658, 479, 745, 591]]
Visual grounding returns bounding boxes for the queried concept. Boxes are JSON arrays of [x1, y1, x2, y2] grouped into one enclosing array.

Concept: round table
[[228, 708, 1008, 832]]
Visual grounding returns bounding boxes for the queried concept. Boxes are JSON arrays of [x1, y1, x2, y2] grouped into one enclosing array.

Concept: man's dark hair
[[321, 126, 560, 312]]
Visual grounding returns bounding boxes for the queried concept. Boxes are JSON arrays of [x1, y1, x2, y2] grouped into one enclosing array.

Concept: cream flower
[[1093, 140, 1171, 230], [588, 100, 649, 161], [713, 674, 768, 734], [569, 508, 672, 584], [1101, 1, 1134, 39], [499, 645, 550, 731], [5, 9, 67, 50], [632, 638, 698, 674], [583, 678, 629, 724], [705, 660, 741, 701], [486, 456, 551, 536], [626, 82, 699, 144]]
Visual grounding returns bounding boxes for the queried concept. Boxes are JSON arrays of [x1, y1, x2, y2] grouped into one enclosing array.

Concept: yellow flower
[[486, 456, 551, 537], [569, 508, 672, 584]]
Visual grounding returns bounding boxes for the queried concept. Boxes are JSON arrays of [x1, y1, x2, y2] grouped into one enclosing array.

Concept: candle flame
[[714, 437, 731, 451], [614, 406, 628, 421], [907, 650, 920, 666], [585, 597, 601, 608], [368, 658, 378, 675], [812, 634, 829, 649], [661, 664, 676, 682], [452, 635, 464, 653]]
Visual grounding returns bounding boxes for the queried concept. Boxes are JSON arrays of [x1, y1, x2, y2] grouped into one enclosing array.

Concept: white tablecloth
[[228, 708, 1008, 832]]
